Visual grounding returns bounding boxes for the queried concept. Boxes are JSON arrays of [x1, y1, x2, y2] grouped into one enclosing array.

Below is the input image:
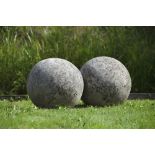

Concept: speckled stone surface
[[80, 56, 131, 106], [27, 58, 84, 108]]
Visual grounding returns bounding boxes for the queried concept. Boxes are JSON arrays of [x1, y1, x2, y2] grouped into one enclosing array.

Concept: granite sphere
[[27, 58, 84, 108], [80, 56, 131, 106]]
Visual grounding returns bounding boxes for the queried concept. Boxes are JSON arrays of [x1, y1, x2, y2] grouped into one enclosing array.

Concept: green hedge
[[0, 26, 155, 95]]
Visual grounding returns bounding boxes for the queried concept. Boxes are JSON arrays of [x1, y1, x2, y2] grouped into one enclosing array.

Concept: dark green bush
[[0, 26, 154, 95]]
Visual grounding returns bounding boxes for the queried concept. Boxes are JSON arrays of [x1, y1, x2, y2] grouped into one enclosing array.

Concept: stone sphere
[[27, 58, 84, 108], [80, 56, 131, 106]]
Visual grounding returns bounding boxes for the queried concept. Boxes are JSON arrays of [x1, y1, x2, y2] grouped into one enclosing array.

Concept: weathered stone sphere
[[80, 56, 131, 106], [27, 58, 84, 108]]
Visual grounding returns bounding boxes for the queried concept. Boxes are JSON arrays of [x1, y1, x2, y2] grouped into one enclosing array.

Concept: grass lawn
[[0, 99, 155, 129]]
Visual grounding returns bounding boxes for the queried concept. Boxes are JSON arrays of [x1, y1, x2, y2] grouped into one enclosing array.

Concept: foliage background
[[0, 26, 155, 95]]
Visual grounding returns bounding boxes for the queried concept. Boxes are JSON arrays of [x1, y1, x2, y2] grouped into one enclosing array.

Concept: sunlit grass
[[0, 99, 155, 128]]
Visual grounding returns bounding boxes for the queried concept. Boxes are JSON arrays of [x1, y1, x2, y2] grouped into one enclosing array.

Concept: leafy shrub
[[0, 26, 154, 94]]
